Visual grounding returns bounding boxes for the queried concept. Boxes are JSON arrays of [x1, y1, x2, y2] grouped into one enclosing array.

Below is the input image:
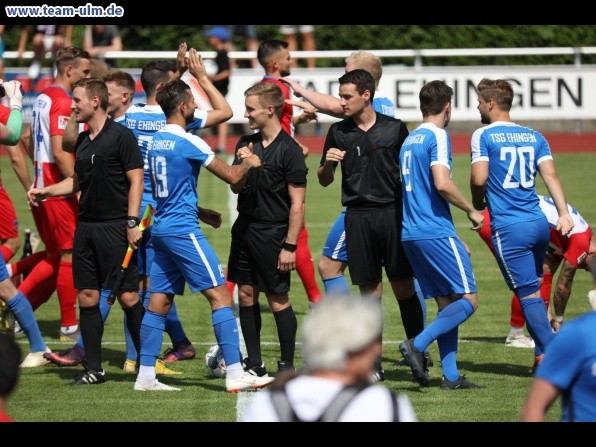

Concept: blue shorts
[[322, 209, 347, 262], [491, 217, 549, 297], [403, 237, 476, 299], [150, 232, 225, 295]]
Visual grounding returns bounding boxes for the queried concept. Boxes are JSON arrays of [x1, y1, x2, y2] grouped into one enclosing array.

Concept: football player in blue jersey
[[398, 80, 484, 389], [470, 78, 574, 360], [521, 308, 596, 421], [124, 43, 234, 369], [134, 49, 273, 392]]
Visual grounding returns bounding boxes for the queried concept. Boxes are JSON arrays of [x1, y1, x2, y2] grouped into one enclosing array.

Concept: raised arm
[[282, 77, 344, 118], [187, 48, 233, 128]]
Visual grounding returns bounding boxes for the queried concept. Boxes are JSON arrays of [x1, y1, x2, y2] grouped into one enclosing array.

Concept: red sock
[[0, 245, 15, 262], [295, 226, 322, 304], [57, 261, 77, 327], [19, 254, 59, 310], [9, 251, 47, 277], [510, 294, 525, 328], [225, 264, 236, 297], [23, 277, 57, 310], [540, 272, 553, 311]]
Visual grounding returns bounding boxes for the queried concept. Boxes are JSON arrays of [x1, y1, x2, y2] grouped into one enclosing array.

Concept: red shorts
[[0, 180, 19, 240], [31, 196, 78, 251]]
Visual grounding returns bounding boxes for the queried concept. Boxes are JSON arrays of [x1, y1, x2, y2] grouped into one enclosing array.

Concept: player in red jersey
[[478, 195, 595, 371], [256, 40, 321, 306], [23, 47, 91, 340]]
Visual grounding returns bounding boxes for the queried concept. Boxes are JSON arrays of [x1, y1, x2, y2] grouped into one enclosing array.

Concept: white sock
[[61, 325, 79, 335], [5, 264, 12, 277], [508, 326, 524, 336], [137, 364, 156, 382], [226, 362, 243, 379]]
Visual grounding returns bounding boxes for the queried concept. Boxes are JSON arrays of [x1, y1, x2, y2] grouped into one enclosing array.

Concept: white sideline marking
[[224, 163, 258, 421], [26, 339, 483, 348]]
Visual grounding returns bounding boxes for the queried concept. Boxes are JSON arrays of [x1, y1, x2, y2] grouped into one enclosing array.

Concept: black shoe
[[242, 357, 269, 377], [397, 351, 434, 368], [369, 367, 385, 383], [69, 367, 106, 385], [399, 339, 430, 387], [277, 360, 295, 374], [440, 375, 482, 390]]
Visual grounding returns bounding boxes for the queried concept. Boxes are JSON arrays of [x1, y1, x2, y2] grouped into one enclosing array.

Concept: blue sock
[[414, 299, 475, 353], [7, 292, 46, 352], [212, 307, 241, 365], [414, 278, 427, 327], [437, 321, 459, 382], [165, 300, 186, 343], [139, 310, 165, 367], [322, 275, 350, 294], [75, 289, 113, 350], [520, 298, 554, 353]]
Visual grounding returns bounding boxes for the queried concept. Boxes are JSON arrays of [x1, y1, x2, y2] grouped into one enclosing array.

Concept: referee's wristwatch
[[282, 242, 297, 253], [126, 216, 140, 229]]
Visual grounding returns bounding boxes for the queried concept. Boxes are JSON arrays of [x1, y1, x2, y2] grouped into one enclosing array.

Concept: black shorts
[[345, 204, 413, 285], [73, 220, 138, 291], [227, 218, 290, 294]]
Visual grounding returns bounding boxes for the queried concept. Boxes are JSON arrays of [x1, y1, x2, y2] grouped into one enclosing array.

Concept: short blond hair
[[346, 51, 383, 86]]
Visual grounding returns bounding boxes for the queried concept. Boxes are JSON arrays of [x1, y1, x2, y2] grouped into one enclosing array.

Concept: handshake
[[0, 79, 24, 111]]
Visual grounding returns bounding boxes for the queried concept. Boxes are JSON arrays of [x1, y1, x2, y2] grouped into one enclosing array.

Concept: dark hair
[[102, 70, 136, 94], [0, 333, 21, 399], [55, 46, 90, 74], [338, 69, 375, 102], [419, 80, 453, 117], [73, 78, 109, 111], [141, 60, 177, 97], [257, 39, 288, 69], [477, 78, 514, 112], [156, 79, 192, 117]]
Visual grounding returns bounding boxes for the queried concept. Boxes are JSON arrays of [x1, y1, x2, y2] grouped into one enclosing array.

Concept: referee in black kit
[[28, 78, 145, 385], [317, 69, 424, 382]]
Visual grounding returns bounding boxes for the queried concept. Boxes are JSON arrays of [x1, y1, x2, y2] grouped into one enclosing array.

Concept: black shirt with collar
[[74, 118, 143, 222], [321, 112, 409, 209], [233, 130, 307, 223]]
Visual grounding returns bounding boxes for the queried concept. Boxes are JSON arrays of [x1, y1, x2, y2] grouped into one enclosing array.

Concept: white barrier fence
[[5, 47, 596, 124], [6, 46, 596, 68]]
